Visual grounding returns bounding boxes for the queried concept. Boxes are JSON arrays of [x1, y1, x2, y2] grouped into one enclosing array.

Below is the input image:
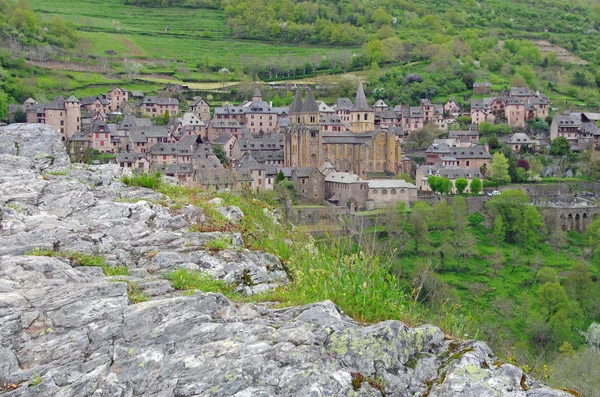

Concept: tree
[[485, 190, 543, 245], [408, 202, 431, 255], [490, 152, 510, 185], [275, 170, 286, 183], [212, 144, 230, 167], [155, 110, 170, 125], [470, 178, 482, 195], [13, 106, 26, 123], [550, 136, 571, 156], [407, 127, 436, 149], [537, 282, 569, 321], [455, 178, 468, 194], [451, 196, 468, 232]]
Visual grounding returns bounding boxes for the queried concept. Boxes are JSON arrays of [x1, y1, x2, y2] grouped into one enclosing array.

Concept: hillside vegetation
[[0, 0, 593, 110]]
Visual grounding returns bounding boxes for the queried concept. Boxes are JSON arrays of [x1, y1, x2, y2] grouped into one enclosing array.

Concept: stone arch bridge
[[533, 198, 599, 232]]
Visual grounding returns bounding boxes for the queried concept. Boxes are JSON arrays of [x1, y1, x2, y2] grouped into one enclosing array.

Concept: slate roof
[[325, 171, 364, 183], [129, 126, 169, 143], [367, 180, 416, 189], [289, 91, 304, 114], [142, 96, 179, 106], [373, 99, 388, 108], [117, 152, 147, 163], [352, 82, 370, 111], [334, 98, 354, 111], [301, 91, 319, 113], [450, 145, 492, 159]]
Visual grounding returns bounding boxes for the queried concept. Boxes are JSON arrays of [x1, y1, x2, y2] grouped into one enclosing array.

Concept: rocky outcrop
[[0, 125, 569, 396]]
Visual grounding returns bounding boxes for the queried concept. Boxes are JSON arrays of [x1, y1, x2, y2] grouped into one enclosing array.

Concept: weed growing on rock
[[120, 172, 162, 189], [7, 203, 21, 213], [111, 279, 148, 304], [30, 374, 42, 387], [45, 170, 69, 176], [27, 249, 128, 276], [164, 269, 239, 299], [256, 238, 418, 325], [205, 236, 231, 252]]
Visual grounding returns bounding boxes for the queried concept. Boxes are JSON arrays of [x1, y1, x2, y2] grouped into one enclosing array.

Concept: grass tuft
[[121, 172, 162, 189], [164, 269, 239, 298], [27, 249, 128, 276]]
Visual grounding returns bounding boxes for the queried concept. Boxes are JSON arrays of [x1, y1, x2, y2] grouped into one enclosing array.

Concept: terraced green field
[[29, 0, 348, 66]]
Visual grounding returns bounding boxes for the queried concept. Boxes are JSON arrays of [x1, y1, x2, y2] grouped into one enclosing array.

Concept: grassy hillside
[[27, 0, 347, 66]]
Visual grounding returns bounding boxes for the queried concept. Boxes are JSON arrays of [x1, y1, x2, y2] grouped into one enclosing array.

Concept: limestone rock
[[0, 124, 569, 396], [0, 123, 70, 170]]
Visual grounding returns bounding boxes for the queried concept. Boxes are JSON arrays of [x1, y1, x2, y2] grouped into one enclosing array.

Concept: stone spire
[[301, 90, 319, 113], [352, 81, 370, 111], [289, 90, 303, 114]]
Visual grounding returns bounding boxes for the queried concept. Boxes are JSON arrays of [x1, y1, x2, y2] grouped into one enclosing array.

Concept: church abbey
[[284, 82, 403, 178]]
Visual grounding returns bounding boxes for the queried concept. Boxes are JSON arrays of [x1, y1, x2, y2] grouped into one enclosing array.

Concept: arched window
[[372, 190, 378, 194], [391, 189, 396, 194], [400, 189, 405, 194], [364, 113, 368, 120], [382, 189, 388, 195]]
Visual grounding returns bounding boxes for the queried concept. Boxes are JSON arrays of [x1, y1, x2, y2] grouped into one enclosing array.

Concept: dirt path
[[118, 35, 145, 57]]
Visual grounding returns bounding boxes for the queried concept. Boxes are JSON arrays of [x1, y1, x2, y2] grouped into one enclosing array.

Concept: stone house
[[146, 137, 196, 166], [117, 152, 150, 172], [195, 168, 236, 191], [507, 133, 540, 153], [108, 87, 129, 111], [324, 171, 369, 210], [160, 163, 195, 183], [449, 130, 480, 144], [551, 111, 600, 151], [129, 126, 170, 154], [213, 134, 237, 160], [505, 98, 526, 128], [473, 82, 492, 95], [190, 97, 211, 121], [208, 120, 244, 141], [213, 90, 286, 135], [416, 164, 483, 194], [444, 97, 461, 118], [31, 96, 81, 142], [235, 153, 277, 192], [372, 99, 389, 114], [375, 108, 402, 130], [366, 179, 417, 208], [425, 139, 473, 165], [87, 121, 117, 153], [232, 131, 284, 163], [402, 107, 424, 132], [81, 95, 111, 115], [332, 97, 353, 123], [291, 167, 325, 203], [140, 96, 179, 118], [470, 98, 495, 125], [180, 112, 203, 132], [320, 114, 349, 132], [449, 145, 492, 172]]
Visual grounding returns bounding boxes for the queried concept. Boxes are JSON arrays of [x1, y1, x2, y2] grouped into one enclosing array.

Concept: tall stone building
[[285, 90, 322, 168], [285, 85, 402, 178], [349, 82, 374, 133]]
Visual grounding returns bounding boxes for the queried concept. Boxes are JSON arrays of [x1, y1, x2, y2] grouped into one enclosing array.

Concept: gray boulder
[[0, 123, 70, 169]]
